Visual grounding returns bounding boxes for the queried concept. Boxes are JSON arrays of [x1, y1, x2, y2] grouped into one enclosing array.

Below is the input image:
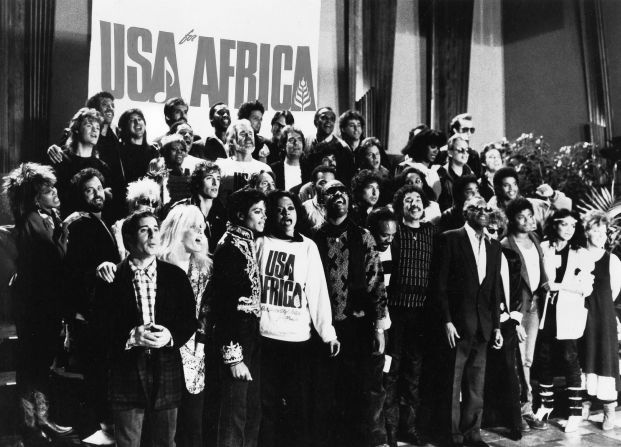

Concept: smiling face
[[130, 216, 160, 260], [36, 183, 60, 211], [324, 182, 349, 219], [464, 198, 492, 231], [181, 219, 207, 254], [402, 191, 425, 223], [314, 171, 335, 204], [374, 219, 397, 252], [128, 113, 145, 140], [211, 104, 231, 131], [275, 196, 297, 237], [242, 200, 267, 233], [99, 98, 115, 125], [315, 108, 336, 137], [79, 118, 101, 146], [500, 176, 519, 201], [82, 175, 105, 212]]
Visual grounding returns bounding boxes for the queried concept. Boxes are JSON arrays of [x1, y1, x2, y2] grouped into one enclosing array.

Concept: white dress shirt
[[464, 223, 487, 284]]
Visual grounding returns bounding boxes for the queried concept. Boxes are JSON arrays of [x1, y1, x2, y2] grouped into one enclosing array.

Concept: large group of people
[[2, 92, 620, 447]]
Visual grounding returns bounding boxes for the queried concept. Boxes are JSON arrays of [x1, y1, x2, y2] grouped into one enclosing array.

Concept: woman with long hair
[[535, 209, 594, 432], [159, 204, 212, 447], [580, 211, 621, 431], [257, 189, 339, 447], [3, 163, 83, 438]]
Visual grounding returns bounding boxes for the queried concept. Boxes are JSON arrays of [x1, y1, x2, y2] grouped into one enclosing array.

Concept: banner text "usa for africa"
[[99, 21, 317, 111]]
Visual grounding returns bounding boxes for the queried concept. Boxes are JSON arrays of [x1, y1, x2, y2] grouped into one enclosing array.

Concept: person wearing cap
[[435, 196, 503, 447], [313, 179, 390, 447]]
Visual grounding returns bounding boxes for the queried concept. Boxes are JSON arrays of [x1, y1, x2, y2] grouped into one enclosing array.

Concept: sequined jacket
[[199, 224, 261, 365]]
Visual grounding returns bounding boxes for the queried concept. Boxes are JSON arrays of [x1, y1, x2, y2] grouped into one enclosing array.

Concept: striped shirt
[[388, 222, 437, 308]]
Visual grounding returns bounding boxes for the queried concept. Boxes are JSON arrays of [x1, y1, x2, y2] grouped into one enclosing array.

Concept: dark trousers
[[113, 407, 177, 447], [176, 389, 204, 447], [320, 317, 387, 447], [536, 336, 581, 388], [259, 337, 311, 447], [217, 334, 261, 447], [483, 321, 521, 432], [448, 332, 488, 444], [384, 307, 425, 433]]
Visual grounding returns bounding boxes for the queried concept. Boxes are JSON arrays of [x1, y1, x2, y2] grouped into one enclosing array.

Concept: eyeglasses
[[460, 127, 475, 134], [467, 205, 493, 213], [136, 197, 159, 208], [487, 227, 499, 235], [325, 186, 348, 196], [453, 148, 469, 154]]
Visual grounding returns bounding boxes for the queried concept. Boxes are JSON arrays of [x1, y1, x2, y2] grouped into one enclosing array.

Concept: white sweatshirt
[[257, 234, 337, 343]]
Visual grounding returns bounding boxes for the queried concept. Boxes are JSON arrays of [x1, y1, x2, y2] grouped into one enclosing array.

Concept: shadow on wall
[[502, 0, 565, 45]]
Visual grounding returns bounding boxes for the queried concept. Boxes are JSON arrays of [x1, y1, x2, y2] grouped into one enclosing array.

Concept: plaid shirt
[[129, 258, 158, 325]]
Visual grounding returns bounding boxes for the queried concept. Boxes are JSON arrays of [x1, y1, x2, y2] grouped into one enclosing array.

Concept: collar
[[227, 223, 255, 241], [129, 257, 157, 279], [464, 222, 486, 241]]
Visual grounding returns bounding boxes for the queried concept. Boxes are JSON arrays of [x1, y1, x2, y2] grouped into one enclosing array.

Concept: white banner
[[88, 0, 321, 142]]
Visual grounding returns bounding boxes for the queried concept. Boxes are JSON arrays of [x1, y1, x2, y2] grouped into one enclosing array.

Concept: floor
[[395, 409, 621, 447]]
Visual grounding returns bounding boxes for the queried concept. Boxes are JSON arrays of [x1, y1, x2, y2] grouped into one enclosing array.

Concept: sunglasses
[[468, 205, 493, 213], [487, 227, 500, 235], [325, 187, 348, 196], [460, 127, 476, 134], [136, 197, 159, 208]]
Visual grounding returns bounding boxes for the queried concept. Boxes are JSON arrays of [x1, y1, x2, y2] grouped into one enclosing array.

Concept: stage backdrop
[[88, 0, 321, 142]]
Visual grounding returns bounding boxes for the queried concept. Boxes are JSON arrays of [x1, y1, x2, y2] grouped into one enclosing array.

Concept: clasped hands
[[130, 323, 172, 349]]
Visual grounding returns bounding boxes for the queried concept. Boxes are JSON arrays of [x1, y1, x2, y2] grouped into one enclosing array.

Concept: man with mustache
[[435, 196, 503, 447], [63, 168, 121, 444], [313, 180, 390, 447], [217, 119, 272, 204], [383, 185, 438, 446]]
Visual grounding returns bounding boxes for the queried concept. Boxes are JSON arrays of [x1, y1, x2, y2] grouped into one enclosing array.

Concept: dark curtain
[[423, 0, 474, 134], [22, 0, 56, 163], [361, 0, 396, 148]]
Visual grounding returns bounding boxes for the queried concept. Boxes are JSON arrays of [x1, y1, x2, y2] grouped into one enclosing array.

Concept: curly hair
[[355, 137, 389, 170], [126, 178, 161, 211], [505, 197, 533, 234], [85, 91, 114, 110], [2, 162, 57, 222], [227, 188, 266, 227], [237, 100, 265, 120], [392, 184, 429, 221], [350, 169, 382, 203], [278, 125, 306, 153], [338, 109, 365, 133], [189, 162, 221, 197]]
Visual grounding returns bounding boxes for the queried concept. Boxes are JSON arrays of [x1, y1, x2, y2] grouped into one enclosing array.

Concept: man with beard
[[383, 185, 438, 446], [191, 102, 230, 161], [313, 180, 389, 447], [63, 168, 121, 444], [435, 196, 503, 447], [302, 165, 336, 232], [305, 107, 354, 187], [265, 110, 294, 164], [217, 119, 272, 204], [237, 100, 270, 163]]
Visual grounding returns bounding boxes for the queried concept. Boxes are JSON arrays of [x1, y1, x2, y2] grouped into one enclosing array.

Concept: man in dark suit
[[435, 196, 503, 447], [93, 210, 197, 447]]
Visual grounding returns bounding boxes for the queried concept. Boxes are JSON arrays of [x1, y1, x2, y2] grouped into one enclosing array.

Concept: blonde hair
[[159, 204, 211, 272], [126, 178, 161, 212]]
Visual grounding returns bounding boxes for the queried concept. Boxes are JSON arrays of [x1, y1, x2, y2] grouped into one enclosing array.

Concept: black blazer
[[435, 227, 502, 341], [93, 258, 197, 410]]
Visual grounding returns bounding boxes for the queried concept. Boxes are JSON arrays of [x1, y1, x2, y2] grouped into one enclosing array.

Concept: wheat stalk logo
[[293, 78, 311, 111]]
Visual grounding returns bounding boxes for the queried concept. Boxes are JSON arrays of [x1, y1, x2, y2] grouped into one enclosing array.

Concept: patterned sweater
[[314, 219, 388, 326]]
